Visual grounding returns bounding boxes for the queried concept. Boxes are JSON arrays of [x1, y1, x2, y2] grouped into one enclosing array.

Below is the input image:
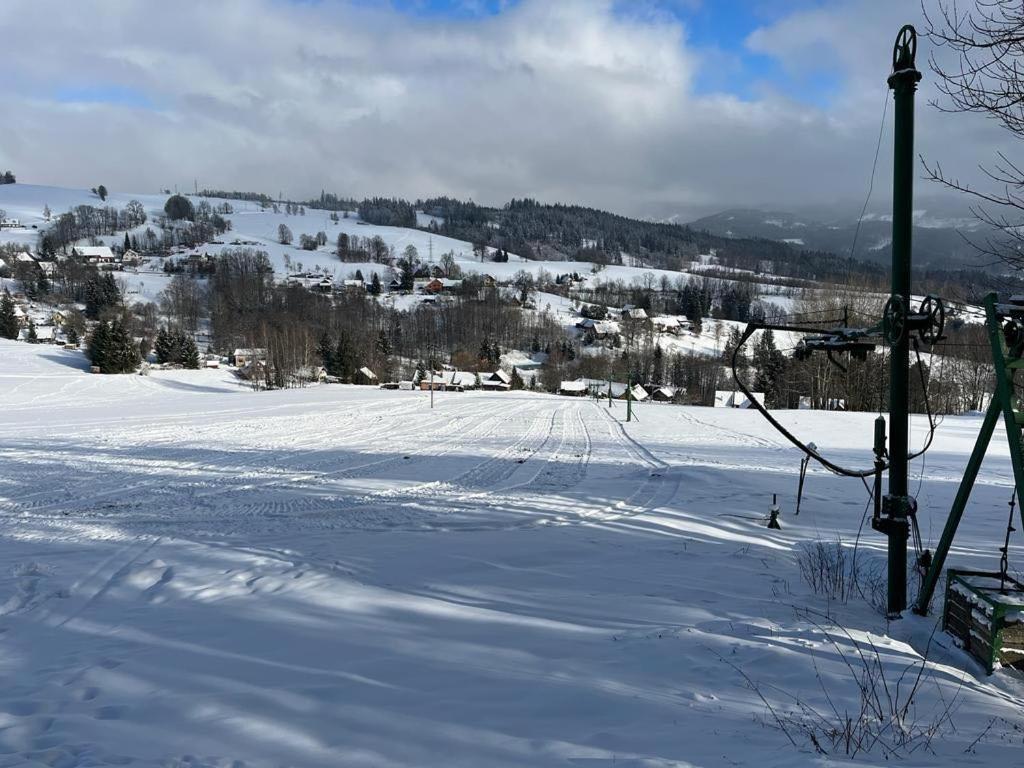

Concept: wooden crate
[[943, 569, 1024, 674]]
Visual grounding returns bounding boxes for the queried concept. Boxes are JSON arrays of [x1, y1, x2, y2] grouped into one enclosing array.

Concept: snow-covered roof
[[652, 316, 682, 328], [714, 390, 765, 409], [358, 366, 378, 380], [488, 369, 511, 384], [628, 384, 649, 402], [233, 348, 267, 357], [449, 371, 477, 386], [592, 321, 621, 336], [73, 246, 116, 259], [559, 380, 588, 393]]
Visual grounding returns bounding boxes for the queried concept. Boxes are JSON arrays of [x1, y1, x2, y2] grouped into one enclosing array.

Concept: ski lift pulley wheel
[[893, 24, 917, 71], [917, 295, 946, 345], [883, 294, 907, 346]]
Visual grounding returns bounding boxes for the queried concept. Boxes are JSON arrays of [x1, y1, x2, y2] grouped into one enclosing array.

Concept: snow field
[[0, 341, 1023, 766]]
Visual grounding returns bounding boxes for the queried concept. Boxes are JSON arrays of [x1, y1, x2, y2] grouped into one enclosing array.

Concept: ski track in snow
[[2, 341, 1024, 767]]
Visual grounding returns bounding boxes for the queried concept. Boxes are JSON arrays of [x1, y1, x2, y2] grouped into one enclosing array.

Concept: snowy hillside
[[1, 340, 1023, 766], [0, 184, 807, 311]]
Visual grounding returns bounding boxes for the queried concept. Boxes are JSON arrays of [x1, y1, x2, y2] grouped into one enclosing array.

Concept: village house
[[416, 277, 464, 295], [232, 348, 267, 367], [617, 384, 650, 402], [558, 380, 589, 397], [73, 246, 120, 269], [480, 370, 511, 391], [651, 316, 689, 336], [419, 373, 450, 391], [583, 320, 621, 344], [355, 367, 378, 385], [650, 386, 677, 402], [714, 390, 766, 409], [447, 371, 479, 390], [342, 279, 364, 294], [621, 307, 649, 322]]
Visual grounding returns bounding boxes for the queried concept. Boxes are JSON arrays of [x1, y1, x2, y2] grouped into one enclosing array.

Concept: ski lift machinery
[[729, 27, 1024, 671], [732, 25, 1024, 673], [734, 24, 938, 619]]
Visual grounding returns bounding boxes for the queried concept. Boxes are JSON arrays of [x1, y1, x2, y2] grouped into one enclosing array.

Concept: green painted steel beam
[[914, 397, 1000, 615]]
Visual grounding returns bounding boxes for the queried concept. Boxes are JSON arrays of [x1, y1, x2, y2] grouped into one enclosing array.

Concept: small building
[[652, 316, 687, 335], [481, 369, 512, 391], [618, 384, 649, 402], [651, 386, 677, 402], [73, 246, 119, 268], [233, 348, 267, 367], [715, 390, 766, 409], [559, 380, 589, 397], [420, 374, 450, 391], [798, 396, 846, 411], [355, 367, 378, 385], [343, 279, 365, 294], [294, 365, 328, 384], [448, 371, 479, 390], [622, 307, 649, 321]]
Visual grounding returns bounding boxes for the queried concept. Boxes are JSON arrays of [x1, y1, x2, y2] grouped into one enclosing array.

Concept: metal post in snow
[[874, 25, 921, 617]]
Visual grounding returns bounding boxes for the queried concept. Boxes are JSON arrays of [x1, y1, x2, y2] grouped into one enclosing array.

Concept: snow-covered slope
[[0, 184, 808, 311], [1, 340, 1022, 766]]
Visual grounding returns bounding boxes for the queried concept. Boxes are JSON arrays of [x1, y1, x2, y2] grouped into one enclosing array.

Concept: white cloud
[[0, 0, 1013, 219]]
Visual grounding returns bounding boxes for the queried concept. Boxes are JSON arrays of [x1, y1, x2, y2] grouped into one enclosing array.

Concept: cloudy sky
[[0, 0, 1011, 219]]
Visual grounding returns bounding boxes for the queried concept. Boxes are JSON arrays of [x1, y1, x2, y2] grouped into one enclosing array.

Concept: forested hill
[[203, 189, 1001, 294], [422, 197, 873, 280]]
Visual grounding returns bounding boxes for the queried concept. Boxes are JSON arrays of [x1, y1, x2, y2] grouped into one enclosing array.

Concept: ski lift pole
[[627, 380, 633, 423], [873, 25, 922, 617]]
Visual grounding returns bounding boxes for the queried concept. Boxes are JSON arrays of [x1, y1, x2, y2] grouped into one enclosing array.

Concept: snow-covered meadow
[[2, 340, 1024, 767]]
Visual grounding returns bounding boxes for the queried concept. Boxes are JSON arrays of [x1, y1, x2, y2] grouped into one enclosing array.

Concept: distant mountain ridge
[[687, 206, 987, 270]]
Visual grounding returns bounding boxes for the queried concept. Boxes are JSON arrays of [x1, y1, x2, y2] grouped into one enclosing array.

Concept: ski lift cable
[[730, 325, 938, 479]]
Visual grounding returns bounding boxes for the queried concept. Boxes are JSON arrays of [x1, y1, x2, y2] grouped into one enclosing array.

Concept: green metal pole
[[880, 26, 921, 616], [913, 396, 999, 614], [627, 382, 633, 422]]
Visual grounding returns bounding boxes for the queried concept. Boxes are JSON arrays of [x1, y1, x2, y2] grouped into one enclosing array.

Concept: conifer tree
[[369, 272, 382, 296], [317, 332, 335, 373], [0, 291, 18, 340], [180, 333, 200, 369], [109, 320, 139, 373], [85, 272, 120, 319], [155, 327, 173, 364], [25, 319, 37, 343], [510, 368, 525, 390], [88, 321, 112, 371]]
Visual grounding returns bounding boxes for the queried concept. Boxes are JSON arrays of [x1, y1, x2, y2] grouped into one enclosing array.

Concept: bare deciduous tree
[[923, 0, 1024, 267]]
